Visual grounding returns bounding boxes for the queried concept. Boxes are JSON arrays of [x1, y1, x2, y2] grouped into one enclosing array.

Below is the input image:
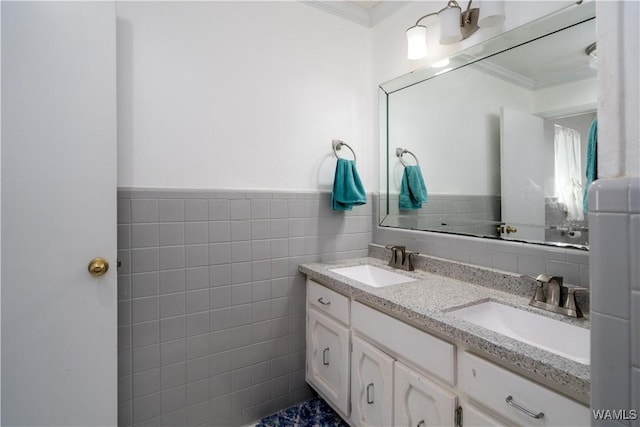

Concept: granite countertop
[[299, 255, 590, 403]]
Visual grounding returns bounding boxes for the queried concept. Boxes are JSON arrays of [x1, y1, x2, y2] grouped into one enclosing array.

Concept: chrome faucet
[[385, 245, 415, 271], [526, 274, 586, 318]]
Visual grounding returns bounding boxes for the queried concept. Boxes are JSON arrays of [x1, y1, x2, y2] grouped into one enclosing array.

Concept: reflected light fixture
[[406, 0, 505, 60]]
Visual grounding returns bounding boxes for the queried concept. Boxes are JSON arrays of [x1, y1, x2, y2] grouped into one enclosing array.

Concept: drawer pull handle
[[317, 297, 331, 306], [417, 421, 425, 427], [322, 348, 330, 365], [505, 395, 544, 419], [366, 383, 374, 404]]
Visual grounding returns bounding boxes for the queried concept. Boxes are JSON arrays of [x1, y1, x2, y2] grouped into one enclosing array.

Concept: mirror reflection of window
[[554, 124, 584, 221]]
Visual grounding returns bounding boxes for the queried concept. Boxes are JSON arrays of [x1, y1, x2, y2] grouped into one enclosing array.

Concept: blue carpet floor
[[257, 398, 349, 427]]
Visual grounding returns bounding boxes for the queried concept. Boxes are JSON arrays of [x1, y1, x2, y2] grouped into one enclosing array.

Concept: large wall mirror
[[379, 2, 595, 250]]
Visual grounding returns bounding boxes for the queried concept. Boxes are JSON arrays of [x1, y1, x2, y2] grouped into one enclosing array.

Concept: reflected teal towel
[[399, 165, 428, 210], [332, 158, 367, 211], [583, 119, 597, 213]]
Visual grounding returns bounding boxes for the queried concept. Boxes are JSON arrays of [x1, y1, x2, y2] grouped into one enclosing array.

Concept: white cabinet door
[[394, 362, 457, 427], [351, 336, 394, 427], [307, 307, 350, 415]]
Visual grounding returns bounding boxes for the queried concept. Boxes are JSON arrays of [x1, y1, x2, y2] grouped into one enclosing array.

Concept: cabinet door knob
[[366, 383, 374, 404], [317, 297, 331, 306]]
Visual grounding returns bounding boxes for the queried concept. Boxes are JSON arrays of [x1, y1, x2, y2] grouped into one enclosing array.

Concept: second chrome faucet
[[527, 274, 586, 318]]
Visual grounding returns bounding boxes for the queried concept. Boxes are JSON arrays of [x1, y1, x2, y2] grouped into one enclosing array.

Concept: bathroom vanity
[[300, 247, 590, 427]]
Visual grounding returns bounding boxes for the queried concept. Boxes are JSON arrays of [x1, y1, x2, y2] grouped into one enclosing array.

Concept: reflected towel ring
[[332, 139, 357, 162], [396, 148, 419, 166]]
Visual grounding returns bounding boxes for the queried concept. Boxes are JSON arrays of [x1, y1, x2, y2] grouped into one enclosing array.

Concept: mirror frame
[[378, 1, 595, 251]]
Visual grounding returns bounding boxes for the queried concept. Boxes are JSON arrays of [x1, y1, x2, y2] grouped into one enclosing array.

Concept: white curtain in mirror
[[554, 125, 584, 221]]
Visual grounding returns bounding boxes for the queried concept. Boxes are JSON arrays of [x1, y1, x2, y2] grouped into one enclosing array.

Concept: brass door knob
[[88, 257, 109, 277], [506, 225, 518, 234]]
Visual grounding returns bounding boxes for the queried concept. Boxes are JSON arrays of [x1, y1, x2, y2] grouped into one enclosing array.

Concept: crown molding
[[302, 1, 409, 28]]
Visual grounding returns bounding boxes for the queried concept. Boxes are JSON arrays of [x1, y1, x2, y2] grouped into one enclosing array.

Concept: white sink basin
[[449, 301, 590, 364], [330, 265, 416, 288]]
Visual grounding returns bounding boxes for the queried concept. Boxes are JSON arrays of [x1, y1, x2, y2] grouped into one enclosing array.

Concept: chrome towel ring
[[332, 139, 357, 162], [396, 148, 419, 166]]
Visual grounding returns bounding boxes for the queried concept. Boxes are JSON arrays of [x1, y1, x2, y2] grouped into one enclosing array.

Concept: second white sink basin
[[449, 301, 590, 364], [330, 265, 416, 288]]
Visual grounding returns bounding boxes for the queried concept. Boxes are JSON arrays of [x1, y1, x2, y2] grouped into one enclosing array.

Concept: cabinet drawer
[[308, 279, 350, 325], [352, 301, 455, 386], [462, 403, 508, 427], [460, 352, 589, 426]]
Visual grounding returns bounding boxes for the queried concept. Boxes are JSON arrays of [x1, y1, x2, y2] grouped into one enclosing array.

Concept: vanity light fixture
[[406, 0, 505, 60]]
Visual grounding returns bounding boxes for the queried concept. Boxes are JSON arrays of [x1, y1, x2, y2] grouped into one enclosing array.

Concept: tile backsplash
[[117, 188, 372, 427], [374, 194, 590, 288]]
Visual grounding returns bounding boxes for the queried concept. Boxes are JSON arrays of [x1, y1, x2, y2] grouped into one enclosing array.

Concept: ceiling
[[303, 0, 408, 27], [479, 18, 596, 90], [347, 1, 384, 10]]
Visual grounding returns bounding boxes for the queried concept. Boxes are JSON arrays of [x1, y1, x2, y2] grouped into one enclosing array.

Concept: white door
[[307, 308, 350, 415], [351, 335, 394, 427], [2, 2, 117, 425], [394, 362, 457, 427], [500, 107, 546, 242]]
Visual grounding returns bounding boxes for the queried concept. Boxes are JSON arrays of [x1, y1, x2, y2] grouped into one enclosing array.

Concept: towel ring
[[333, 139, 357, 162], [396, 148, 419, 167]]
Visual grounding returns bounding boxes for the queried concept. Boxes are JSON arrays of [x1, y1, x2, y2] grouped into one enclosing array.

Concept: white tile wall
[[589, 212, 631, 318], [633, 291, 640, 369], [589, 177, 640, 426], [590, 312, 631, 422], [633, 368, 640, 427], [118, 188, 372, 427]]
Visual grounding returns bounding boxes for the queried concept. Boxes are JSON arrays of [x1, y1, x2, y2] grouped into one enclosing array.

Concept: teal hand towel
[[332, 158, 367, 211], [583, 119, 597, 214], [399, 165, 428, 210]]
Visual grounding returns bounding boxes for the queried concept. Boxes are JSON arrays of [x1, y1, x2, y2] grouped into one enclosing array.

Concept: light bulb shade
[[588, 49, 597, 69], [439, 6, 462, 44], [407, 25, 428, 60], [477, 0, 505, 28]]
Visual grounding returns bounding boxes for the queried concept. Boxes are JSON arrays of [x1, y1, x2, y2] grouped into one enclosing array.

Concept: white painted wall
[[533, 78, 597, 116], [388, 66, 532, 195], [117, 1, 373, 191], [597, 0, 639, 178]]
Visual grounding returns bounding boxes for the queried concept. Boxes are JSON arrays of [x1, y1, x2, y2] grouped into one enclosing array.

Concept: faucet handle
[[532, 281, 546, 303], [385, 245, 406, 267], [404, 252, 416, 271], [562, 286, 586, 318]]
